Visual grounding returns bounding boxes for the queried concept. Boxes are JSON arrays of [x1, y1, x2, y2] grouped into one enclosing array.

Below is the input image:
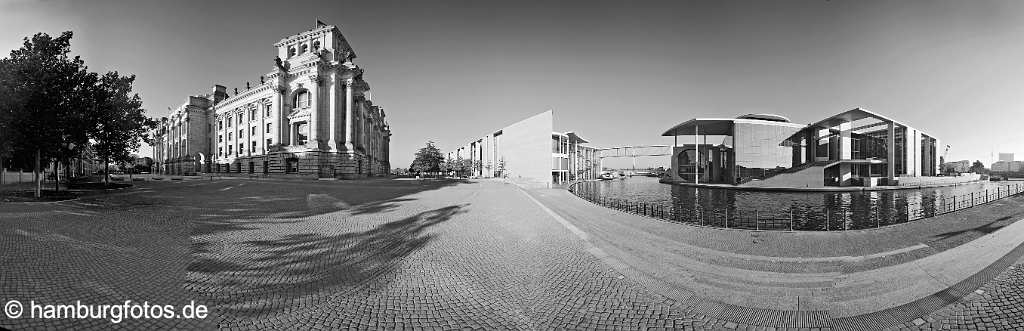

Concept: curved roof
[[661, 118, 806, 136], [736, 113, 791, 122]]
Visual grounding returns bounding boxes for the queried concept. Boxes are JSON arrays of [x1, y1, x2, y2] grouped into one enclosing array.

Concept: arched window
[[300, 44, 308, 54], [312, 41, 321, 51], [294, 90, 310, 108], [288, 47, 296, 58]]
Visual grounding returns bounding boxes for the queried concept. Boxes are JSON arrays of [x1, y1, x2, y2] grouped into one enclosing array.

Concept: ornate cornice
[[213, 84, 274, 111]]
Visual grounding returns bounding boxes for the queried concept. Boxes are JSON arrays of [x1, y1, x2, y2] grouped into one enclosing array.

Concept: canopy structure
[[661, 118, 806, 137]]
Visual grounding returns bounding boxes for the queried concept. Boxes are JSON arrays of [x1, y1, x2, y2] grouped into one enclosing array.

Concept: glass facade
[[732, 122, 804, 183]]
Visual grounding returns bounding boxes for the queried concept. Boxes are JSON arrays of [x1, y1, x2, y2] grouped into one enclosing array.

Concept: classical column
[[344, 79, 354, 152], [308, 76, 320, 149], [328, 71, 339, 150]]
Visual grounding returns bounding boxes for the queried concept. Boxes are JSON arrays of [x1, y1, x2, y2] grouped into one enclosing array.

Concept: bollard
[[755, 209, 759, 231]]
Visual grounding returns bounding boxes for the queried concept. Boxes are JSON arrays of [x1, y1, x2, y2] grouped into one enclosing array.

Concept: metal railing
[[568, 181, 1024, 231]]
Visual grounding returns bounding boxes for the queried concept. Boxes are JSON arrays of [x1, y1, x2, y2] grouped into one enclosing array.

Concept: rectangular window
[[266, 123, 272, 133], [228, 132, 232, 141], [238, 143, 243, 155], [218, 120, 223, 130], [218, 147, 223, 157], [218, 135, 223, 143], [250, 109, 256, 120], [228, 145, 232, 154], [251, 126, 256, 136], [251, 141, 256, 153], [265, 105, 272, 117], [266, 138, 272, 150], [237, 114, 242, 124]]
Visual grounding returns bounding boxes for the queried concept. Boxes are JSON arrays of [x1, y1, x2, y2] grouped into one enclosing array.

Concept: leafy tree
[[439, 156, 453, 177], [970, 160, 987, 174], [89, 71, 155, 186], [0, 31, 94, 197], [411, 141, 443, 176]]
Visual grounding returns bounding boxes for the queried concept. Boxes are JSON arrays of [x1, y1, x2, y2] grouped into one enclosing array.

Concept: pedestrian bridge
[[596, 145, 672, 159]]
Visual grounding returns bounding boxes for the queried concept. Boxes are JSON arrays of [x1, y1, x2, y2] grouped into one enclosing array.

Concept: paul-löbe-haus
[[152, 22, 391, 178], [661, 108, 941, 188]]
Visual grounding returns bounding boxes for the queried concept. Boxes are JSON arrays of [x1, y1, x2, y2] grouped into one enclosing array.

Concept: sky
[[2, 0, 1023, 169]]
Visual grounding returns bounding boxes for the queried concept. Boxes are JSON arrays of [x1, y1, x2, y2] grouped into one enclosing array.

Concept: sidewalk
[[527, 187, 1024, 328]]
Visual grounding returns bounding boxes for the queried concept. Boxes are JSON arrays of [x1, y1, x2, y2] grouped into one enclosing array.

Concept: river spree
[[573, 177, 1023, 231]]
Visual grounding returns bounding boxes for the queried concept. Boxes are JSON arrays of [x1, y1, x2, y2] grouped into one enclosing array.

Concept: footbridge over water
[[596, 145, 672, 171]]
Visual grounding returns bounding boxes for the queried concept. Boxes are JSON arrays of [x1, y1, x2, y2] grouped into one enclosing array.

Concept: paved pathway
[[0, 178, 1022, 330]]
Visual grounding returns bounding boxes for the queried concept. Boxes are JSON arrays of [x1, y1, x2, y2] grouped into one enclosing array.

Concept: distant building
[[447, 110, 599, 188], [151, 22, 391, 178], [992, 160, 1024, 173], [941, 160, 971, 173], [662, 108, 941, 187], [999, 153, 1014, 162], [151, 95, 217, 175]]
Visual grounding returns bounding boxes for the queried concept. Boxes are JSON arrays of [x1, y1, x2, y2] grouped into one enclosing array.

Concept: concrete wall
[[498, 110, 554, 188]]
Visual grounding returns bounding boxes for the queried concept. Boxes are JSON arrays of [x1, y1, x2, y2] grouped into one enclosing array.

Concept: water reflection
[[576, 177, 1021, 231]]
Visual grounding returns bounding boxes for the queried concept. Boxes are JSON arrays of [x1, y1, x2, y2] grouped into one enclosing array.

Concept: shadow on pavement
[[187, 204, 467, 318]]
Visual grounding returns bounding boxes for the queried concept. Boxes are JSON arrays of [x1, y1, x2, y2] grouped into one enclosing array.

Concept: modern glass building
[[661, 109, 941, 187]]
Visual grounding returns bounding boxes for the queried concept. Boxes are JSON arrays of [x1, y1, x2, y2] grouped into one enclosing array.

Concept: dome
[[736, 113, 791, 123]]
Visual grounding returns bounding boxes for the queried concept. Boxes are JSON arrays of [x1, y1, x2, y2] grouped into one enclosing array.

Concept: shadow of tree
[[184, 178, 472, 237], [929, 220, 1006, 243], [187, 203, 467, 318]]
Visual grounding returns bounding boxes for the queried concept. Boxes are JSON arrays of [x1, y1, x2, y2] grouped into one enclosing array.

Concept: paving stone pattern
[[0, 179, 1022, 330]]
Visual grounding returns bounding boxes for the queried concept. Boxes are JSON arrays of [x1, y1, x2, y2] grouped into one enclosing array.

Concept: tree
[[0, 31, 94, 197], [439, 156, 453, 177], [411, 141, 444, 176], [89, 71, 154, 186], [970, 160, 987, 174]]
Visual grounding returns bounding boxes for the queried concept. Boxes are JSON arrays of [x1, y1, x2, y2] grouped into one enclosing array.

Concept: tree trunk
[[34, 149, 41, 198], [53, 160, 59, 192], [104, 157, 109, 187]]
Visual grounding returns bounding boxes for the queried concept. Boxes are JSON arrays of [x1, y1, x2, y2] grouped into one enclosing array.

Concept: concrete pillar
[[912, 129, 922, 177], [694, 124, 699, 184], [839, 121, 852, 160], [887, 122, 896, 181]]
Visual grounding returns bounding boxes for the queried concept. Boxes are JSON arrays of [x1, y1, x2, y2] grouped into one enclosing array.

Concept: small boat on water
[[599, 172, 616, 180]]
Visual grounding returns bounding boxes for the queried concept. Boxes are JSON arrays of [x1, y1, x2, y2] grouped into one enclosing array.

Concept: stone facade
[[152, 22, 391, 178]]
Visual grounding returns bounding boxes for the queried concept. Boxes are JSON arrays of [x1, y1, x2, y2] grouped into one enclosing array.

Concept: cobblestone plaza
[[1, 178, 1023, 330]]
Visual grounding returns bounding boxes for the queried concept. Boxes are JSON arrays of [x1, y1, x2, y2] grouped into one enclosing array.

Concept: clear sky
[[3, 0, 1023, 169]]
